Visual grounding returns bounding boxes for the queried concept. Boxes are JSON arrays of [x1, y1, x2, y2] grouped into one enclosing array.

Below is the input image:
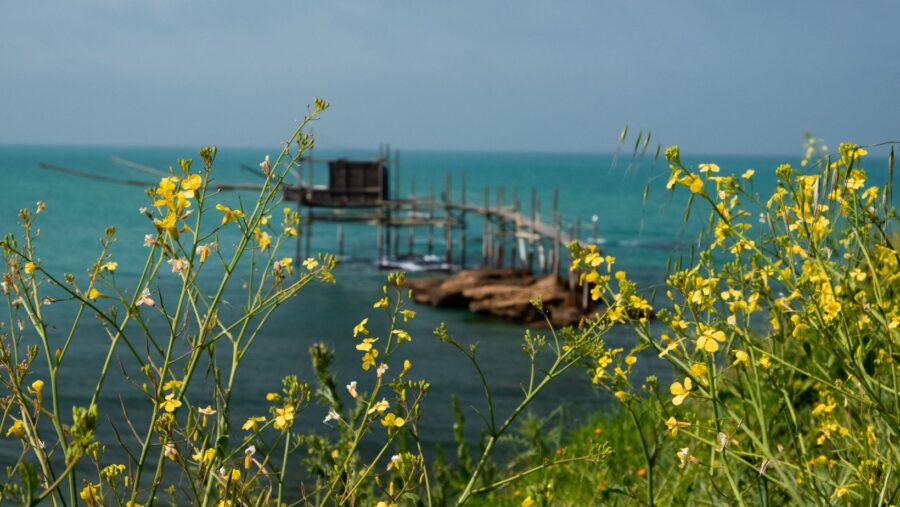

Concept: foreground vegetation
[[1, 103, 897, 505]]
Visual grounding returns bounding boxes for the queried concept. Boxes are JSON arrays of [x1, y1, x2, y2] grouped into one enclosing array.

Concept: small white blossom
[[168, 257, 189, 274], [323, 409, 341, 424], [346, 381, 358, 399], [137, 288, 156, 307]]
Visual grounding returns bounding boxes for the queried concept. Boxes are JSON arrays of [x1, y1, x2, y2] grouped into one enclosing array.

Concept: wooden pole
[[337, 224, 344, 257], [294, 164, 302, 266], [552, 188, 560, 277], [377, 219, 384, 267], [529, 188, 537, 273], [408, 175, 416, 257], [445, 173, 453, 266], [497, 187, 505, 268], [482, 186, 490, 265], [568, 223, 578, 295], [460, 173, 467, 269], [428, 183, 435, 257]]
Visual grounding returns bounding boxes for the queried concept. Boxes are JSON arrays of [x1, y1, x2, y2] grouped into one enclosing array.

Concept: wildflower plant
[[569, 141, 900, 505], [0, 99, 339, 505]]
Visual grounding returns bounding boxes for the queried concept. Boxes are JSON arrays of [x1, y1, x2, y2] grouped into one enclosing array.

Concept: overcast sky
[[2, 1, 898, 154]]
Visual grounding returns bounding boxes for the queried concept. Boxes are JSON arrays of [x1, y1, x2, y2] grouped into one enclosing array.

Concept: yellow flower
[[625, 355, 637, 366], [255, 229, 271, 251], [102, 261, 118, 272], [192, 447, 216, 464], [154, 211, 178, 237], [614, 391, 629, 402], [24, 262, 37, 274], [277, 257, 293, 274], [521, 497, 535, 507], [356, 338, 377, 352], [223, 468, 241, 482], [266, 392, 280, 402], [162, 379, 183, 391], [742, 169, 755, 179], [375, 502, 399, 507], [80, 483, 101, 506], [689, 363, 708, 378], [687, 174, 704, 194], [698, 163, 720, 174], [732, 349, 749, 366], [31, 379, 44, 402], [87, 287, 105, 300], [392, 329, 412, 343], [696, 328, 726, 353], [362, 349, 379, 370], [849, 268, 866, 282], [381, 413, 406, 428], [181, 174, 202, 192], [374, 297, 389, 309], [273, 406, 295, 430], [665, 416, 691, 437], [834, 485, 853, 498], [242, 416, 266, 431], [368, 398, 389, 414], [5, 418, 24, 438], [353, 318, 369, 337], [302, 257, 319, 270], [215, 204, 245, 225], [670, 377, 692, 406], [758, 354, 772, 369], [160, 393, 182, 413]]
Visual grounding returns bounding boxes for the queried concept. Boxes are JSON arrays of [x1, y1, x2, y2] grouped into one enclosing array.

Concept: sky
[[1, 1, 898, 155]]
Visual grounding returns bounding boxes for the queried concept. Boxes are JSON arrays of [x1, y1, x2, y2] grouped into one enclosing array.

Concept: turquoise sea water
[[0, 144, 887, 473]]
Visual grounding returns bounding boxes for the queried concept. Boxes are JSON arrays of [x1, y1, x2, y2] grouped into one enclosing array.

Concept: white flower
[[243, 445, 256, 469], [139, 207, 148, 214], [346, 381, 358, 399], [137, 288, 155, 307], [164, 443, 178, 460], [168, 257, 189, 274], [144, 234, 156, 247], [323, 409, 341, 424], [717, 432, 728, 451], [759, 457, 771, 475], [677, 447, 690, 469], [387, 454, 402, 471], [376, 363, 389, 378]]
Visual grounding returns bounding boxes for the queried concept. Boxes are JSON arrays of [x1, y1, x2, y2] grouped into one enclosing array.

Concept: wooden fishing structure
[[38, 146, 602, 314]]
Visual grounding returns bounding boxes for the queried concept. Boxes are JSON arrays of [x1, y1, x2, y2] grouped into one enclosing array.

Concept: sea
[[0, 144, 889, 472]]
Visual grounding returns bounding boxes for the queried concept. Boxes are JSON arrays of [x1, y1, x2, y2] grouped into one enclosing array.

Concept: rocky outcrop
[[405, 268, 590, 327]]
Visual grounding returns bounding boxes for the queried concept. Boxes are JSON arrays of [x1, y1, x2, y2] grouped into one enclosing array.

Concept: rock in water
[[405, 268, 591, 327]]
